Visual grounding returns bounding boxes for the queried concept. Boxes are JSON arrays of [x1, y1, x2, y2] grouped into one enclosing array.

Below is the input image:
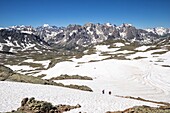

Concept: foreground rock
[[7, 97, 81, 113], [107, 105, 170, 113], [106, 96, 170, 113]]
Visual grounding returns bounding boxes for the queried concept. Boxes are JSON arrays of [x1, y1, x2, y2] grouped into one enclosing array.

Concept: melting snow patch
[[5, 65, 35, 71], [22, 44, 35, 51], [71, 52, 109, 63], [126, 49, 167, 59], [95, 45, 119, 52], [114, 43, 125, 47], [135, 46, 151, 51], [21, 31, 33, 34]]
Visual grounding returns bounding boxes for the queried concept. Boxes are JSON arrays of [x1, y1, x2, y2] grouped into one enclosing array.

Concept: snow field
[[1, 45, 170, 112]]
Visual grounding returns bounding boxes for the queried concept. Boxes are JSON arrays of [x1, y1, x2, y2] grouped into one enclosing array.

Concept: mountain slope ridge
[[0, 23, 170, 52]]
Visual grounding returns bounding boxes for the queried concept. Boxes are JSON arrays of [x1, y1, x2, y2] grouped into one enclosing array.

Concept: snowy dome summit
[[43, 24, 50, 27]]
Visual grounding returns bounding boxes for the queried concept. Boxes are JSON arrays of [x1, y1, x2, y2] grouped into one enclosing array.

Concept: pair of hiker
[[102, 90, 111, 95]]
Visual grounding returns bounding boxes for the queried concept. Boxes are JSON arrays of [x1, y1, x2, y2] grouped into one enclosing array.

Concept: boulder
[[9, 97, 81, 113]]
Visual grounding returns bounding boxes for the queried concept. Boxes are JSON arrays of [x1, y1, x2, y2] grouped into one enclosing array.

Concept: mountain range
[[0, 23, 170, 53]]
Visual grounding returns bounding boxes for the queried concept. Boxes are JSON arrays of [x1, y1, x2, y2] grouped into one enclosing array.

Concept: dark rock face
[[10, 97, 81, 113], [44, 23, 160, 49], [0, 29, 49, 52]]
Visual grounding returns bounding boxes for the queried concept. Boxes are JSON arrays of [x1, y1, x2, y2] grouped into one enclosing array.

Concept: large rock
[[10, 97, 81, 113]]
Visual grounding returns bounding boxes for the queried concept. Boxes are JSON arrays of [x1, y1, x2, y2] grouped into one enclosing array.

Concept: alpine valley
[[1, 23, 170, 113]]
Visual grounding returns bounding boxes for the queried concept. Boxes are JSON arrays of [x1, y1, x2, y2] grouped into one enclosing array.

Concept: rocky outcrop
[[107, 96, 170, 113], [49, 74, 93, 80], [8, 97, 81, 113], [106, 105, 170, 113], [0, 64, 13, 81]]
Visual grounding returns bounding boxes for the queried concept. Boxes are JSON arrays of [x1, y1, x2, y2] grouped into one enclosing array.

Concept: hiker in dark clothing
[[109, 91, 111, 95], [102, 90, 105, 94]]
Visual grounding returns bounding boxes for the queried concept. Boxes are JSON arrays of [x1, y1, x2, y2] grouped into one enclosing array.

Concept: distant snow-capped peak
[[145, 27, 170, 36], [120, 23, 133, 27], [43, 24, 50, 27], [1, 23, 170, 50], [105, 23, 112, 27]]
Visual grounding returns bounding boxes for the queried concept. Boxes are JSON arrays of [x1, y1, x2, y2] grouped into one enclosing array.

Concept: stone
[[21, 97, 28, 106], [76, 104, 81, 108], [8, 97, 81, 113], [49, 109, 55, 113]]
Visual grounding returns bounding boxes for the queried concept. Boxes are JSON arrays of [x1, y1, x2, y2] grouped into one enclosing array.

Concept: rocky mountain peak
[[0, 23, 170, 52]]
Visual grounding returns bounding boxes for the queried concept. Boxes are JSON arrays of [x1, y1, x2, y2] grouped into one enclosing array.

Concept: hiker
[[102, 90, 105, 94], [109, 91, 111, 95]]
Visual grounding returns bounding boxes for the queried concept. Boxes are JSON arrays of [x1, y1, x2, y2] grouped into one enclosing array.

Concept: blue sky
[[0, 0, 170, 28]]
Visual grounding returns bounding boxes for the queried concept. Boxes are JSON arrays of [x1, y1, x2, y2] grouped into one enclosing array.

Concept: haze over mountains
[[0, 23, 170, 53]]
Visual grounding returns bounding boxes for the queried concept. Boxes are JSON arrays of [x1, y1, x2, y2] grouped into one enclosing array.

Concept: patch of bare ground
[[50, 74, 93, 80], [162, 65, 170, 67], [133, 56, 147, 60], [106, 96, 170, 113]]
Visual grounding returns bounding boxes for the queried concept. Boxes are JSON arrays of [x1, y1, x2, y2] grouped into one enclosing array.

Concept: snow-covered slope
[[1, 43, 170, 112], [35, 55, 170, 102], [0, 29, 49, 52], [0, 81, 160, 113]]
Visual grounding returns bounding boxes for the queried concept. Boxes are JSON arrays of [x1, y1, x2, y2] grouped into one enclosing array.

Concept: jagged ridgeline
[[0, 23, 170, 53]]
